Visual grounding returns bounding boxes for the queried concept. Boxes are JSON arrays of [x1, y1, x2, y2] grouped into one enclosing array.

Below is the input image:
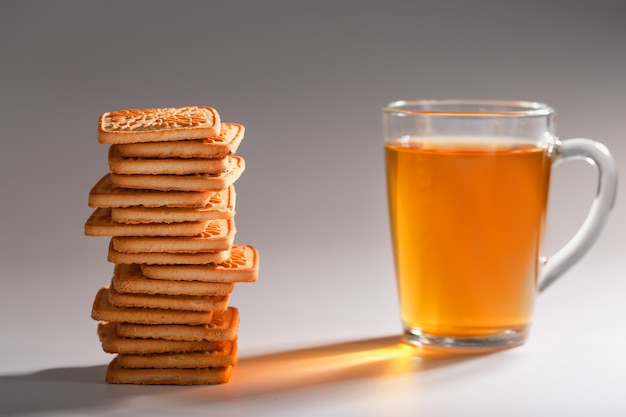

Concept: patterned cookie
[[88, 174, 220, 208], [111, 218, 236, 253], [98, 106, 221, 144], [107, 284, 230, 312], [112, 264, 234, 296], [105, 357, 232, 385], [107, 241, 231, 265], [91, 287, 215, 325], [110, 186, 236, 224], [117, 122, 244, 159], [85, 208, 211, 237], [97, 322, 230, 354], [141, 245, 259, 282], [109, 156, 245, 191], [116, 307, 239, 342], [108, 145, 230, 175], [115, 343, 238, 369]]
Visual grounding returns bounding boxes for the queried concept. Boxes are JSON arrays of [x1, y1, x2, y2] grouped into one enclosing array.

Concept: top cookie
[[98, 106, 221, 144]]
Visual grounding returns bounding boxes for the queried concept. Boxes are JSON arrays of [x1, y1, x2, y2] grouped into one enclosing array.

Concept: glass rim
[[383, 99, 554, 117]]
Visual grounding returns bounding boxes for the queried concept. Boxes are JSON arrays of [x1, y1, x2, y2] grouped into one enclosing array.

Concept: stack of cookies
[[84, 106, 259, 385]]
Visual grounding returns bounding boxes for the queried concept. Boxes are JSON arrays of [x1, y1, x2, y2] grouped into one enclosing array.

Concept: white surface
[[1, 1, 625, 416], [2, 260, 626, 417]]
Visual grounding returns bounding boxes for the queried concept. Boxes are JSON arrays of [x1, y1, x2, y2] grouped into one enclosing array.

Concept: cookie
[[97, 321, 230, 354], [107, 285, 230, 312], [108, 145, 230, 175], [98, 106, 221, 144], [116, 307, 239, 342], [105, 357, 232, 385], [112, 264, 234, 296], [110, 186, 236, 224], [117, 122, 244, 159], [111, 218, 236, 253], [115, 343, 238, 369], [91, 287, 214, 325], [110, 156, 245, 191], [108, 241, 231, 265], [88, 174, 220, 209], [85, 208, 211, 237], [141, 244, 259, 282]]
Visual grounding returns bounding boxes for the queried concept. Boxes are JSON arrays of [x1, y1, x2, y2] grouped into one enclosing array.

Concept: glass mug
[[382, 100, 617, 349]]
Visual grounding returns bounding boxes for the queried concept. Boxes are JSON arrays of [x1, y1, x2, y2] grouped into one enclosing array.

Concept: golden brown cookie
[[88, 174, 220, 209], [97, 322, 230, 354], [115, 343, 238, 369], [108, 145, 230, 175], [111, 264, 234, 296], [109, 186, 236, 224], [107, 241, 231, 265], [85, 208, 211, 237], [116, 308, 239, 342], [107, 285, 230, 312], [111, 218, 236, 253], [105, 357, 232, 385], [109, 156, 245, 191], [98, 106, 221, 144], [141, 244, 259, 282], [91, 287, 215, 325], [117, 122, 244, 159]]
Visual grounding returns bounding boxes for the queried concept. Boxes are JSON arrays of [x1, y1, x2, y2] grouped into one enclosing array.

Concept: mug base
[[403, 326, 529, 350]]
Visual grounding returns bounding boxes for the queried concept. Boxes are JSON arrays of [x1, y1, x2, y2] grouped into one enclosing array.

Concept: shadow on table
[[0, 363, 182, 415], [0, 334, 499, 414], [212, 334, 501, 400]]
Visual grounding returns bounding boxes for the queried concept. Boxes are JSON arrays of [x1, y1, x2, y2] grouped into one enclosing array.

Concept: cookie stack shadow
[[84, 106, 259, 385]]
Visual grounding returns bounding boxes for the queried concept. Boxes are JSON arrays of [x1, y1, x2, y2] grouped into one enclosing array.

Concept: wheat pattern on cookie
[[140, 245, 259, 282], [98, 106, 220, 144], [218, 246, 248, 268], [105, 107, 213, 132]]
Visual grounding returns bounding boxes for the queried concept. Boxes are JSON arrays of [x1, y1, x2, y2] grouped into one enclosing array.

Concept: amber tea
[[386, 139, 552, 340]]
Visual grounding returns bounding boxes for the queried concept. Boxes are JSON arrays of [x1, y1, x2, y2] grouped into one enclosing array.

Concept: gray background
[[1, 0, 624, 378]]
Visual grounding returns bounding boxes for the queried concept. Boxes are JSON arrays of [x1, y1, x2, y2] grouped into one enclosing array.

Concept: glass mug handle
[[539, 138, 618, 292]]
